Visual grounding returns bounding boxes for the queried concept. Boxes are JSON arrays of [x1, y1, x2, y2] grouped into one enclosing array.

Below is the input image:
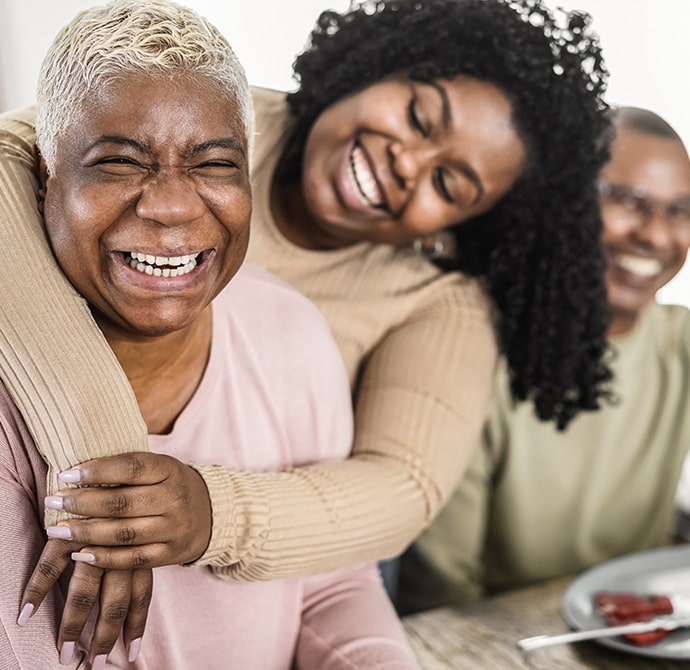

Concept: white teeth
[[616, 254, 663, 278], [130, 252, 193, 267], [127, 252, 199, 277], [349, 145, 383, 207]]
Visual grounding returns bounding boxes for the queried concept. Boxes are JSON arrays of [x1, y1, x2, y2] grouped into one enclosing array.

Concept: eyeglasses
[[598, 181, 690, 236]]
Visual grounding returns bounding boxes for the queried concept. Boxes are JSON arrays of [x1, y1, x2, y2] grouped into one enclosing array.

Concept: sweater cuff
[[186, 463, 269, 567]]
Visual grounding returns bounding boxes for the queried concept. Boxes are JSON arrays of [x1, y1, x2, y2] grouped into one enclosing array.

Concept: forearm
[[193, 364, 495, 580], [0, 109, 148, 526], [193, 456, 431, 578]]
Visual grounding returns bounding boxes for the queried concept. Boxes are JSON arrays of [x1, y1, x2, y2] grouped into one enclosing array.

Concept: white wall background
[[0, 0, 688, 305]]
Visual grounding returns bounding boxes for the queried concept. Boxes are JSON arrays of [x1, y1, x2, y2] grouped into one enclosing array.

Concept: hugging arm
[[0, 108, 149, 527]]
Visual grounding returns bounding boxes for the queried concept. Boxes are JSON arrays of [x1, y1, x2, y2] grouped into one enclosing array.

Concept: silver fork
[[517, 614, 690, 652]]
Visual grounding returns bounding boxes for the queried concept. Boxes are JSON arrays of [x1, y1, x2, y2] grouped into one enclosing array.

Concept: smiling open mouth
[[616, 254, 663, 279], [349, 143, 385, 208], [125, 251, 201, 277]]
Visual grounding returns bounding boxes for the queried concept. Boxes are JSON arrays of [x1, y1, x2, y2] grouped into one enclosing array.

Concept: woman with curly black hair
[[2, 0, 612, 655]]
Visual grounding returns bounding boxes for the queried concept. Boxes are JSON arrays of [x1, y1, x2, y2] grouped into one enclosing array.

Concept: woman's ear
[[33, 144, 48, 214]]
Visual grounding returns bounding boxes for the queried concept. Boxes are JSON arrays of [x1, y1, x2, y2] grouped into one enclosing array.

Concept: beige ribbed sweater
[[0, 88, 497, 579]]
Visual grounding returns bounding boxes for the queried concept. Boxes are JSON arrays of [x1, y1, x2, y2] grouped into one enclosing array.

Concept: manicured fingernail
[[17, 603, 34, 626], [59, 641, 75, 665], [128, 637, 142, 662], [92, 654, 107, 670], [71, 552, 96, 564], [44, 495, 64, 511], [47, 525, 73, 540], [59, 468, 82, 484]]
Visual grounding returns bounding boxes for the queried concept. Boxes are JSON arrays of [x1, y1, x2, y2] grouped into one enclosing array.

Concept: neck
[[98, 308, 212, 434], [608, 306, 648, 338]]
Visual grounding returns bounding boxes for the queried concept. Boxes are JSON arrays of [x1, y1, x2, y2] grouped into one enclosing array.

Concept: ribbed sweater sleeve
[[0, 109, 148, 527]]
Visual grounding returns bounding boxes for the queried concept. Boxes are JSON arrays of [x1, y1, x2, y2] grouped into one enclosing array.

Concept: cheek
[[43, 187, 103, 275], [219, 187, 252, 235], [668, 247, 689, 277], [403, 189, 456, 235], [43, 191, 76, 254]]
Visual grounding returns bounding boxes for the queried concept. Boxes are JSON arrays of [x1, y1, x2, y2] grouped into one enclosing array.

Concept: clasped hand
[[20, 452, 213, 664]]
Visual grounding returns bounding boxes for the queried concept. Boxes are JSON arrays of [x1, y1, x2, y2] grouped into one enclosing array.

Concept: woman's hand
[[19, 539, 152, 664], [44, 452, 213, 568], [19, 452, 213, 663]]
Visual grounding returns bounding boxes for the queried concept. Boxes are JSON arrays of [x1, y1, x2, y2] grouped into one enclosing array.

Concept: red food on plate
[[594, 591, 674, 645]]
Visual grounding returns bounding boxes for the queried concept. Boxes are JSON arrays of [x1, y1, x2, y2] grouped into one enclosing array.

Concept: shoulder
[[432, 271, 493, 315], [0, 105, 36, 161], [641, 302, 690, 352], [229, 263, 331, 324], [407, 266, 495, 340], [217, 263, 341, 360], [250, 86, 288, 116], [250, 86, 291, 157], [0, 381, 39, 476]]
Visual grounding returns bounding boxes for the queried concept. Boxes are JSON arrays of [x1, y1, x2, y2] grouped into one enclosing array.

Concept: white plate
[[561, 545, 690, 659]]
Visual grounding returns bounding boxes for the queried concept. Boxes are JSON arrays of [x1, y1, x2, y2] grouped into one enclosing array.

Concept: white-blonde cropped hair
[[36, 0, 254, 172]]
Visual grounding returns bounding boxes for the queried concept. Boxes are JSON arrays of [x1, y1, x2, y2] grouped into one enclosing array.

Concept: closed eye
[[433, 167, 454, 204], [191, 160, 241, 178], [97, 156, 147, 175], [408, 96, 429, 137], [668, 201, 690, 223]]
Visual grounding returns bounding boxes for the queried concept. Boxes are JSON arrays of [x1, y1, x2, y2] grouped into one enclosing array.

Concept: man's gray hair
[[36, 0, 254, 172]]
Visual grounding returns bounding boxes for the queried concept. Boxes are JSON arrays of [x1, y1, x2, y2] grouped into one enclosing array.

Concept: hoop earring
[[412, 235, 445, 260]]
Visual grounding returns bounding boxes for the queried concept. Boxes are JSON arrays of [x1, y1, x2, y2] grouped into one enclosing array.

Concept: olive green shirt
[[399, 302, 690, 613]]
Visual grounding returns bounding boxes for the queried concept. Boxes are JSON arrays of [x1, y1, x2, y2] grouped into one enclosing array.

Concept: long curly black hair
[[284, 0, 614, 429]]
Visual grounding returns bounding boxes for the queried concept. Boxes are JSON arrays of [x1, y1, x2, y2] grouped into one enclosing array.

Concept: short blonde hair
[[36, 0, 254, 171]]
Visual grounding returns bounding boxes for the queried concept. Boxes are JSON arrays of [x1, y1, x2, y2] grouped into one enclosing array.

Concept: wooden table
[[402, 577, 690, 669]]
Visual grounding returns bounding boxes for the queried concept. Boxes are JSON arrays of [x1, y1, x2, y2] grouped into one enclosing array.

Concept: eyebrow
[[89, 136, 150, 153], [426, 81, 484, 205], [187, 138, 246, 158], [87, 136, 246, 158], [428, 80, 452, 131]]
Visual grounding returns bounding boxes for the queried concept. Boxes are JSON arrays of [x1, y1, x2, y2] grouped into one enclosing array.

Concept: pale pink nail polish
[[44, 495, 64, 511], [91, 654, 107, 670], [71, 551, 96, 564], [59, 468, 82, 484], [47, 525, 73, 540], [128, 637, 143, 662], [59, 641, 75, 665], [17, 603, 34, 626]]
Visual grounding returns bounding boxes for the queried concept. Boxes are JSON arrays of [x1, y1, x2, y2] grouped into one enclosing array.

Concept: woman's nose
[[135, 169, 206, 226], [389, 141, 433, 189]]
